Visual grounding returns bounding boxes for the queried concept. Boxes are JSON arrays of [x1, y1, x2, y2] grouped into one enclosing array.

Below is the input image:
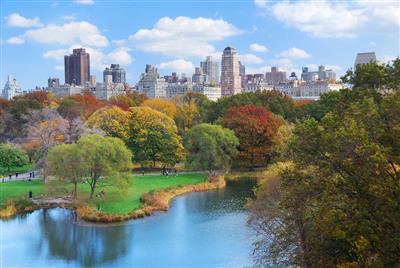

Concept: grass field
[[0, 173, 207, 214]]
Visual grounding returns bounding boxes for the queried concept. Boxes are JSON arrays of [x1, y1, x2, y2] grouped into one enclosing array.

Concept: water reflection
[[2, 179, 256, 267]]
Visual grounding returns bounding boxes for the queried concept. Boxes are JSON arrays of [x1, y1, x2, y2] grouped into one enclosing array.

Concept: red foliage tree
[[222, 105, 284, 170]]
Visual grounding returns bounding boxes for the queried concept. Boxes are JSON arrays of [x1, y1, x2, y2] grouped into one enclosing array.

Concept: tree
[[222, 105, 284, 170], [142, 98, 177, 118], [107, 95, 136, 111], [58, 92, 104, 120], [127, 107, 184, 167], [47, 144, 86, 199], [0, 143, 28, 172], [77, 135, 132, 199], [174, 99, 200, 138], [87, 106, 131, 140], [185, 123, 239, 181]]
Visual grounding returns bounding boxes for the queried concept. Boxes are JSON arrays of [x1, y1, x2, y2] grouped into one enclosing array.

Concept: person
[[32, 171, 35, 178], [15, 173, 18, 179], [9, 174, 11, 181], [174, 168, 178, 176]]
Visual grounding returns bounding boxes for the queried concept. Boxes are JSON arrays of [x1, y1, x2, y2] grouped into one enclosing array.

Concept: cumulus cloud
[[129, 16, 241, 58], [239, 54, 264, 64], [280, 47, 311, 59], [255, 0, 367, 38], [159, 59, 195, 74], [73, 0, 95, 5], [357, 0, 400, 26], [106, 47, 133, 65], [5, 13, 42, 28], [6, 36, 25, 45], [22, 21, 108, 47], [249, 43, 268, 53]]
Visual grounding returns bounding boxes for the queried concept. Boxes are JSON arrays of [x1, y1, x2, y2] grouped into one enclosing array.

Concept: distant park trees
[[0, 143, 28, 172], [185, 123, 239, 181]]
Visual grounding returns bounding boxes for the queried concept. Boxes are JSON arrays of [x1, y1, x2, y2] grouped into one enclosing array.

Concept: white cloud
[[380, 55, 397, 64], [249, 43, 268, 53], [54, 65, 64, 71], [246, 65, 272, 74], [270, 58, 301, 74], [5, 13, 42, 28], [6, 36, 25, 45], [357, 0, 400, 26], [129, 16, 241, 58], [23, 21, 108, 47], [43, 48, 69, 60], [112, 39, 127, 46], [159, 59, 195, 74], [62, 15, 76, 21], [106, 47, 133, 65], [254, 0, 267, 8], [280, 47, 311, 59], [239, 54, 264, 64], [256, 0, 368, 38], [73, 0, 95, 5]]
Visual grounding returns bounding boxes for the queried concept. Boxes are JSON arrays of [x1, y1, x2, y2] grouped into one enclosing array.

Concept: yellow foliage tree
[[142, 98, 177, 118], [87, 105, 131, 140]]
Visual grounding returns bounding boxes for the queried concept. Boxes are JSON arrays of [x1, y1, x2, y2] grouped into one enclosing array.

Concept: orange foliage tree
[[222, 105, 284, 170], [142, 98, 177, 118]]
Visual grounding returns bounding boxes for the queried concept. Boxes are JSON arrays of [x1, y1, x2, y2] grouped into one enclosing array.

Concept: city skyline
[[2, 0, 399, 89]]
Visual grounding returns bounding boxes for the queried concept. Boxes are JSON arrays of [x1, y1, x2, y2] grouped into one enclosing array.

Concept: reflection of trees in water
[[36, 208, 133, 267], [183, 179, 256, 215]]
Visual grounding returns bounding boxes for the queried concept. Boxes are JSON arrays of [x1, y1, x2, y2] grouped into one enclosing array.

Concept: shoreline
[[0, 176, 226, 223]]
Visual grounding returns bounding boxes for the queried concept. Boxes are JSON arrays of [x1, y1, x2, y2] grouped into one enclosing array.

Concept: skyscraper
[[200, 56, 219, 85], [137, 64, 167, 98], [220, 47, 242, 96], [354, 52, 376, 70], [64, 48, 90, 86], [103, 64, 126, 84], [265, 67, 287, 85]]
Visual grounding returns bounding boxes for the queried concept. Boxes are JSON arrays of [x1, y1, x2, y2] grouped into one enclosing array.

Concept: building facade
[[64, 48, 90, 86], [220, 47, 242, 96], [192, 67, 206, 85], [200, 56, 219, 85], [137, 64, 167, 98], [354, 52, 376, 69], [103, 64, 126, 84], [47, 77, 60, 88], [166, 83, 192, 99], [2, 75, 24, 100], [301, 65, 336, 82], [192, 84, 221, 101], [265, 67, 287, 85]]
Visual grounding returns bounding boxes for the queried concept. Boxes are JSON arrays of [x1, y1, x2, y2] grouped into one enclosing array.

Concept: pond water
[[1, 179, 257, 267]]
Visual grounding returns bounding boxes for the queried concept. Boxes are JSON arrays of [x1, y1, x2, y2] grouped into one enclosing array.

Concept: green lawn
[[0, 173, 207, 214]]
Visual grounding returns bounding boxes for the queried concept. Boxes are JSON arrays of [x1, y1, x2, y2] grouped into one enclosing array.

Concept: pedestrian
[[32, 171, 35, 178], [16, 172, 18, 179], [9, 174, 11, 181], [174, 168, 178, 176]]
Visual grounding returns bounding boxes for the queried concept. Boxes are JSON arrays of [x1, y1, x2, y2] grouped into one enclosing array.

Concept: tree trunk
[[73, 181, 77, 199], [89, 177, 97, 199]]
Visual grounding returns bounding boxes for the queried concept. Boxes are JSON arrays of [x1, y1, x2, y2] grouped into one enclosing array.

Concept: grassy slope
[[0, 173, 207, 214]]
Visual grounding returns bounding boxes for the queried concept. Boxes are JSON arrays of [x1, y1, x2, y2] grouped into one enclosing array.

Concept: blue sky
[[1, 0, 399, 89]]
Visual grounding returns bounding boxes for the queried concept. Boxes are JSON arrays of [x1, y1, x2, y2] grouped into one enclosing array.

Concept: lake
[[1, 179, 256, 267]]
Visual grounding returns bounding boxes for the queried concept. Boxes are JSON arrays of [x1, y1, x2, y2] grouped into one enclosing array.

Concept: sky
[[1, 0, 399, 89]]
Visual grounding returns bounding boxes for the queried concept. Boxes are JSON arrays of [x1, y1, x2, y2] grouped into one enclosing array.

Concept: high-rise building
[[47, 77, 60, 88], [192, 67, 206, 84], [90, 75, 96, 86], [64, 48, 90, 85], [2, 75, 23, 100], [200, 56, 219, 85], [301, 65, 336, 82], [354, 52, 376, 70], [103, 64, 126, 84], [137, 64, 167, 98], [265, 67, 287, 86], [220, 46, 242, 96]]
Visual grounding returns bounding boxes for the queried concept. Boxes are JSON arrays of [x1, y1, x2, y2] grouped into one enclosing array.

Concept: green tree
[[185, 123, 239, 181], [77, 135, 132, 199], [127, 107, 184, 167], [47, 143, 86, 198], [0, 143, 28, 172]]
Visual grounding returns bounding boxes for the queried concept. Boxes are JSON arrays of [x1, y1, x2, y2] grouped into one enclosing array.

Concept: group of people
[[2, 171, 36, 183], [161, 167, 178, 176]]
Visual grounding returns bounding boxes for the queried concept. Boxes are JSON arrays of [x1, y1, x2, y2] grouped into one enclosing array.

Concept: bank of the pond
[[0, 173, 226, 223]]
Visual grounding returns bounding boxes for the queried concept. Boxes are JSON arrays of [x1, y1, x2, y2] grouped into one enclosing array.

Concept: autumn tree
[[107, 95, 136, 111], [47, 144, 86, 199], [142, 98, 177, 118], [174, 98, 200, 138], [58, 92, 104, 120], [87, 105, 131, 140], [222, 105, 284, 170], [0, 143, 29, 172], [185, 123, 239, 181], [77, 135, 132, 199], [127, 107, 184, 167]]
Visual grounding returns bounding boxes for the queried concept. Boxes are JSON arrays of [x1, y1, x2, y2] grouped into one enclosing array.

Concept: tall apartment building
[[200, 56, 219, 85], [103, 64, 126, 84], [265, 67, 287, 85], [192, 67, 206, 84], [301, 65, 336, 82], [2, 75, 23, 100], [220, 47, 242, 96], [64, 48, 90, 85], [47, 77, 60, 88], [137, 64, 167, 98], [354, 52, 376, 70]]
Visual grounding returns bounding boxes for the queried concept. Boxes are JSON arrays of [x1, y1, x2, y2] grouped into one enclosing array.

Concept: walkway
[[0, 170, 40, 183]]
